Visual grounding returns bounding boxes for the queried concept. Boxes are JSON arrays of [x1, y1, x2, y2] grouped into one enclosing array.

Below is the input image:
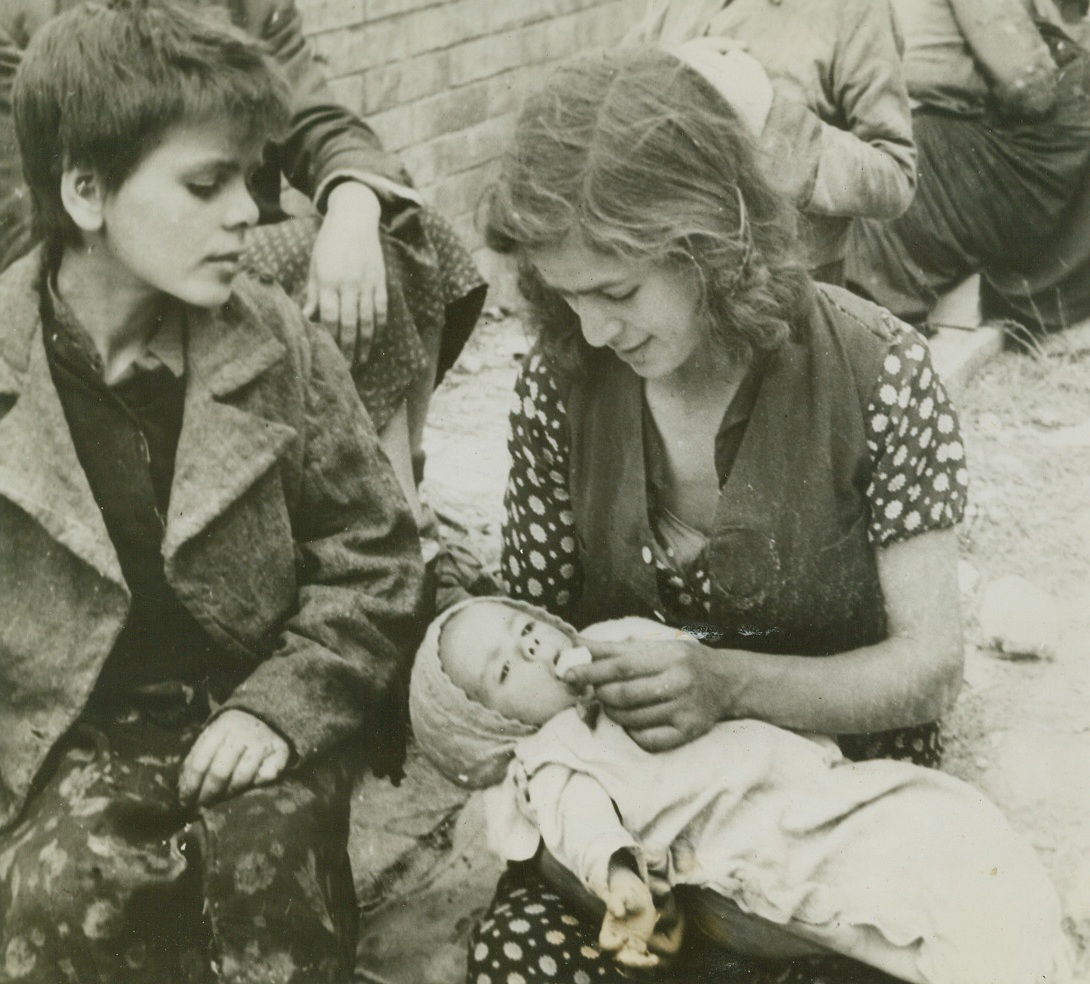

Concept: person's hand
[[565, 637, 730, 751], [669, 37, 772, 137], [303, 180, 387, 368], [599, 864, 659, 968], [179, 710, 290, 806]]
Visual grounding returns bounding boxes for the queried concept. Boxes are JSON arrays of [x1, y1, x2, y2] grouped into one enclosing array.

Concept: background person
[[844, 0, 1090, 333], [626, 0, 917, 284]]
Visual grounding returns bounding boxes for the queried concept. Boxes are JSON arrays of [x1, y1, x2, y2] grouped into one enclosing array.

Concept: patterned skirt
[[0, 696, 359, 984]]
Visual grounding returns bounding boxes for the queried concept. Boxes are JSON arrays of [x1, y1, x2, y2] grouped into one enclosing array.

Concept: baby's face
[[441, 601, 580, 725]]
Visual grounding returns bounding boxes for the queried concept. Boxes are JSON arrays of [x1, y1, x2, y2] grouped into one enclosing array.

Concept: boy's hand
[[179, 710, 290, 807], [598, 864, 659, 968], [304, 180, 387, 368]]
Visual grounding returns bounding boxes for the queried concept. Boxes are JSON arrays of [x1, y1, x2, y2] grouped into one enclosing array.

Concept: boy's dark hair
[[13, 0, 291, 250]]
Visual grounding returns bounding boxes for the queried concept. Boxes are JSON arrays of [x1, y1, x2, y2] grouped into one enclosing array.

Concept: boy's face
[[441, 602, 580, 725], [93, 116, 263, 308]]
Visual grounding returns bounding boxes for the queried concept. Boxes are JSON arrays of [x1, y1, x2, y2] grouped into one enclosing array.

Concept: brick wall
[[295, 0, 643, 302]]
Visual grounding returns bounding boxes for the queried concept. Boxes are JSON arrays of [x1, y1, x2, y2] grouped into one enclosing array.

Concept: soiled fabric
[[844, 0, 1090, 328], [484, 712, 1068, 984], [0, 698, 358, 984], [0, 249, 424, 981]]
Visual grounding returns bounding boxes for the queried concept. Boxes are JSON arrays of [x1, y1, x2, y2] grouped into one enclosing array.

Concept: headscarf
[[408, 597, 578, 789]]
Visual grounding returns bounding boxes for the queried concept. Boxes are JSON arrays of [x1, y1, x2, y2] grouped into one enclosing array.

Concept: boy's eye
[[499, 661, 511, 684], [520, 621, 534, 638]]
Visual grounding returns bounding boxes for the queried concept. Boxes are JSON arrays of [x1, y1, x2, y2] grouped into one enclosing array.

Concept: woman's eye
[[604, 286, 638, 302], [499, 661, 511, 683], [186, 181, 220, 199]]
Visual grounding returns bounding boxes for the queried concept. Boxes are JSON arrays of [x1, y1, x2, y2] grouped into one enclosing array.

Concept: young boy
[[410, 597, 1071, 984], [0, 4, 423, 982]]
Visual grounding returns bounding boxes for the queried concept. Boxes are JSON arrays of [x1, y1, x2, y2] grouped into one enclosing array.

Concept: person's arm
[[240, 0, 419, 352], [570, 528, 962, 749], [949, 0, 1059, 118], [240, 0, 415, 210], [803, 0, 917, 219], [567, 329, 967, 749], [209, 305, 424, 766], [501, 350, 583, 622]]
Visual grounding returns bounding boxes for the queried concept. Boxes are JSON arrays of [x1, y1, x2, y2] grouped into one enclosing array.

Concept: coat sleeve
[[804, 0, 917, 219], [240, 0, 420, 213], [948, 0, 1058, 119], [220, 316, 425, 765]]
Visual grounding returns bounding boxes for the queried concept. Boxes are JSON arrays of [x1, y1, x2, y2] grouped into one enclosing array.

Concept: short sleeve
[[864, 330, 968, 546], [501, 351, 582, 619]]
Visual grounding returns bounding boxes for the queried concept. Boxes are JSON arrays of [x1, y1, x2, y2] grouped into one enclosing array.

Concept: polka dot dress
[[469, 867, 905, 984], [475, 322, 967, 984], [502, 326, 966, 622]]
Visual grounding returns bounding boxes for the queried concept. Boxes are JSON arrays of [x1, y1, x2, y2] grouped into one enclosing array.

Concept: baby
[[409, 597, 1072, 984]]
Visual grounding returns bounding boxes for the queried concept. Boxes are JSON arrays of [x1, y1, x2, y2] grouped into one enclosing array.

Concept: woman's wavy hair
[[484, 47, 811, 374]]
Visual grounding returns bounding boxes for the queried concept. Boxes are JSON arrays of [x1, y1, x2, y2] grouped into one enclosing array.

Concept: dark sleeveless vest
[[564, 285, 894, 657]]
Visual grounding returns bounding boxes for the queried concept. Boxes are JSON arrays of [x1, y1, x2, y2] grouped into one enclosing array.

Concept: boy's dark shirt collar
[[44, 271, 186, 384]]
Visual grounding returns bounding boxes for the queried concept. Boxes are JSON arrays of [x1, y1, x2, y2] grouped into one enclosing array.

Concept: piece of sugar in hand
[[555, 645, 592, 679]]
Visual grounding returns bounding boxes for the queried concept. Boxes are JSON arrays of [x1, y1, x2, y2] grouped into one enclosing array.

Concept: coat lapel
[[162, 296, 297, 558], [0, 254, 126, 588]]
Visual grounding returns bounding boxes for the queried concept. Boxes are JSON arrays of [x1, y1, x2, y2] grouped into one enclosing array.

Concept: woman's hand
[[565, 638, 730, 751], [304, 180, 388, 368], [179, 710, 291, 807]]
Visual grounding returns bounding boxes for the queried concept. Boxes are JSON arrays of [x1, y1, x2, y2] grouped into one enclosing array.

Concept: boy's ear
[[60, 165, 106, 233]]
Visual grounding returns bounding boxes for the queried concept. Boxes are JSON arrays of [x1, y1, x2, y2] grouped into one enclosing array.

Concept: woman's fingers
[[225, 745, 266, 797], [566, 638, 665, 686], [626, 725, 688, 753], [604, 699, 677, 730]]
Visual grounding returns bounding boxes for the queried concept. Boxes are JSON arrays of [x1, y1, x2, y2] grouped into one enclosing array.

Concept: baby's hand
[[598, 864, 659, 968], [179, 710, 290, 806]]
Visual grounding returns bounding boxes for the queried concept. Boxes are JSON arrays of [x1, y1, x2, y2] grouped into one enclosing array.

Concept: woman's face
[[529, 236, 709, 382]]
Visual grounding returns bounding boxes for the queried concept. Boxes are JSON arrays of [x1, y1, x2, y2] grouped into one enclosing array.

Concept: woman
[[473, 47, 971, 984], [844, 0, 1090, 331]]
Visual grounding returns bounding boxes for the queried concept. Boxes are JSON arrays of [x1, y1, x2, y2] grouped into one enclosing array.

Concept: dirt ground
[[418, 311, 1090, 975]]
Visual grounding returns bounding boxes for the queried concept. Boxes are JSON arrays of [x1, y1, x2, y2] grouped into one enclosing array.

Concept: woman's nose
[[573, 298, 624, 349]]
